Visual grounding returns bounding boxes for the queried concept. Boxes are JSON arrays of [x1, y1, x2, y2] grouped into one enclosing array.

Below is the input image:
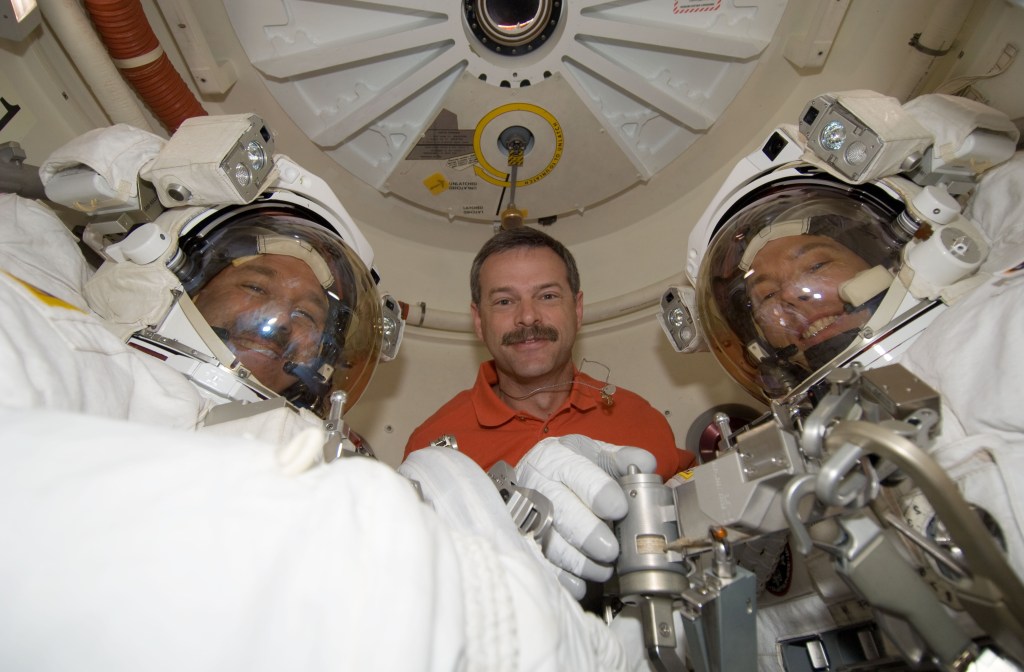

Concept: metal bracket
[[909, 32, 954, 57], [153, 0, 238, 94], [488, 461, 554, 544]]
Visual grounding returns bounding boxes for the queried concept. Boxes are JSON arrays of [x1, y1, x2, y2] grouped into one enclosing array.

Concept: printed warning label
[[446, 153, 479, 170], [674, 0, 720, 13], [422, 174, 479, 195], [407, 109, 475, 161]]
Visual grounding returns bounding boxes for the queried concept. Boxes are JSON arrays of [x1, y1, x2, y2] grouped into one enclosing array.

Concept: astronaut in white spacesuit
[[0, 115, 652, 671], [655, 91, 1024, 670]]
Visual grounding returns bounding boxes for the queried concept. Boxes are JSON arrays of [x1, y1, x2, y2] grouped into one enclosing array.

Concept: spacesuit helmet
[[173, 199, 383, 416], [695, 178, 906, 402]]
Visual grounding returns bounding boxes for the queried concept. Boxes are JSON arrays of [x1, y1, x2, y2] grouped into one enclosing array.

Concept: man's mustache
[[502, 324, 559, 346]]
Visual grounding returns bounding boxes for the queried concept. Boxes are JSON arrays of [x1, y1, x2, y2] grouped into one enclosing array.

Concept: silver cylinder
[[616, 467, 688, 596]]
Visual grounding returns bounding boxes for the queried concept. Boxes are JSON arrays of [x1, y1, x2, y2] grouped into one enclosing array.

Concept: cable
[[497, 360, 617, 405], [935, 44, 1018, 96], [497, 378, 609, 401]]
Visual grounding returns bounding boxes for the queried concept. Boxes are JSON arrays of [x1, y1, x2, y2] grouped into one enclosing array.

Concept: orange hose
[[83, 0, 206, 132]]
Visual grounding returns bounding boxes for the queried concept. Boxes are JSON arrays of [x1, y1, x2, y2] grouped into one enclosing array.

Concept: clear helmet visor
[[695, 178, 906, 402], [176, 202, 382, 416]]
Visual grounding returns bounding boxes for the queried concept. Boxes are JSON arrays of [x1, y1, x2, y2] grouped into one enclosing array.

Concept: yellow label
[[423, 172, 449, 195]]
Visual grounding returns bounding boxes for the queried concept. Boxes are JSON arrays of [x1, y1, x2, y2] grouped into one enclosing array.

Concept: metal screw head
[[0, 141, 27, 164], [166, 184, 192, 202]]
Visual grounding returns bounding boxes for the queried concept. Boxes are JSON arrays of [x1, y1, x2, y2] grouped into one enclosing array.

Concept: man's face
[[471, 246, 583, 386], [194, 254, 329, 393], [746, 234, 871, 353]]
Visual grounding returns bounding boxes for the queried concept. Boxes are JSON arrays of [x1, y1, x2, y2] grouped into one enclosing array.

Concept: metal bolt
[[0, 141, 27, 165], [166, 184, 192, 202]]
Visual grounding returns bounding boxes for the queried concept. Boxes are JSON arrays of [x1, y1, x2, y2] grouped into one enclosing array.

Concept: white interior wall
[[1, 0, 1021, 467], [347, 0, 1024, 466]]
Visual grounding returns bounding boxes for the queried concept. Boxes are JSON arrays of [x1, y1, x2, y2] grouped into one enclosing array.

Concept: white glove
[[398, 446, 632, 671], [399, 446, 527, 549], [515, 434, 657, 599]]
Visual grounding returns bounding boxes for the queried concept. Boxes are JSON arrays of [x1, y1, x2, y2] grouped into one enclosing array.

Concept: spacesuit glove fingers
[[520, 462, 621, 562], [552, 433, 601, 456], [555, 569, 587, 601], [607, 445, 658, 476], [554, 434, 658, 478], [544, 527, 615, 585], [518, 441, 630, 520]]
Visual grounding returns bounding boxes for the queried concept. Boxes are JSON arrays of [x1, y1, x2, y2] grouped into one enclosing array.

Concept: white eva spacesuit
[[658, 91, 1024, 670], [0, 116, 648, 671], [28, 114, 395, 453]]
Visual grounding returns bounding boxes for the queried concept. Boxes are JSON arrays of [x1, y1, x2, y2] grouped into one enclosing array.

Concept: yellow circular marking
[[473, 103, 563, 188]]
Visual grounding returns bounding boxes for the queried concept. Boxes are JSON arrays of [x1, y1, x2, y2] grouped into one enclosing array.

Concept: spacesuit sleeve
[[901, 148, 1024, 446], [898, 152, 1024, 582], [0, 193, 92, 310], [0, 407, 628, 672], [967, 151, 1024, 274], [400, 445, 631, 668]]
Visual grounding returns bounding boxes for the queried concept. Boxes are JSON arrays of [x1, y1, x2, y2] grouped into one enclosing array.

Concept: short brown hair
[[470, 227, 580, 305]]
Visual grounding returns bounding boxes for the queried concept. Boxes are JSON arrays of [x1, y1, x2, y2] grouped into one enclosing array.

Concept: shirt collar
[[471, 360, 601, 427]]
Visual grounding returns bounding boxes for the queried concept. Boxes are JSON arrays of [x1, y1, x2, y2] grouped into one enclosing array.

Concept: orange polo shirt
[[404, 361, 692, 481]]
